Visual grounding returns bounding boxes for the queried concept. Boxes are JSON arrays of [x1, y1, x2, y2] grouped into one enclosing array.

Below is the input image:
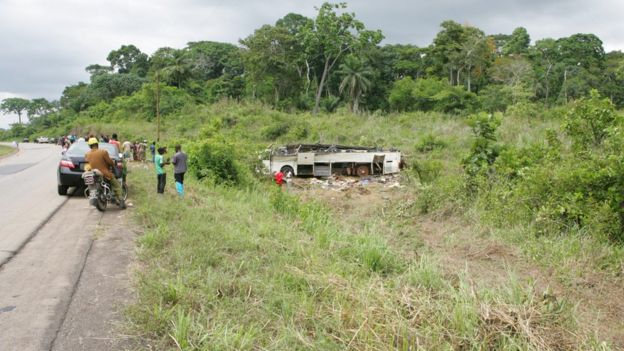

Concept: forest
[[1, 2, 624, 136]]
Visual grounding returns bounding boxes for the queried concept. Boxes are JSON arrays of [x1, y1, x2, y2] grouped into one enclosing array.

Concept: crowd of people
[[58, 134, 157, 163], [58, 132, 187, 198]]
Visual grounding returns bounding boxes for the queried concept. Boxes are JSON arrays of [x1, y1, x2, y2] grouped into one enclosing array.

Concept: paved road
[[0, 143, 135, 350], [0, 143, 67, 265]]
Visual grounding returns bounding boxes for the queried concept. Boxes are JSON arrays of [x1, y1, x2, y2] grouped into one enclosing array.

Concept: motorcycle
[[82, 169, 127, 211]]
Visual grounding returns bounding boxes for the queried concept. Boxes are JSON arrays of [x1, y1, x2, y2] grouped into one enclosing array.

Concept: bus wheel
[[280, 166, 294, 176], [356, 165, 370, 177]]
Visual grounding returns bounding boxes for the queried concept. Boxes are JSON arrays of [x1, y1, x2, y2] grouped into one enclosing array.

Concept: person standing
[[149, 142, 156, 163], [109, 133, 121, 153], [137, 140, 146, 162], [122, 140, 132, 160], [274, 170, 284, 189], [155, 147, 167, 194], [171, 144, 188, 197]]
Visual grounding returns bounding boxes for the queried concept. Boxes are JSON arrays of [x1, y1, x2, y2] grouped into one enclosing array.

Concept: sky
[[1, 0, 623, 127]]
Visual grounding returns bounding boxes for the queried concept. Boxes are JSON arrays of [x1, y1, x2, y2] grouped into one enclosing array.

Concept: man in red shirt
[[274, 170, 284, 187], [109, 133, 121, 153]]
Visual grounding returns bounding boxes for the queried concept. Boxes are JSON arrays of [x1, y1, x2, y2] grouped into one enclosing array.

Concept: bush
[[261, 121, 290, 140], [412, 159, 443, 184], [416, 133, 447, 152], [462, 112, 503, 178], [506, 101, 541, 118], [563, 89, 619, 149], [478, 85, 512, 112], [388, 77, 418, 111], [187, 138, 249, 186]]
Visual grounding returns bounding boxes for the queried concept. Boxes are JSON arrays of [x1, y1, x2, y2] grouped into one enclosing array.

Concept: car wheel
[[57, 185, 69, 196]]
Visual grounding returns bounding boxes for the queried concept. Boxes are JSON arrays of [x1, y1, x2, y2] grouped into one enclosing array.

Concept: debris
[[302, 174, 402, 191]]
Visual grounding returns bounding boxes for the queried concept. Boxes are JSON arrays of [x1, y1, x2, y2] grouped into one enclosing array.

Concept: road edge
[[0, 144, 19, 161], [0, 195, 69, 267]]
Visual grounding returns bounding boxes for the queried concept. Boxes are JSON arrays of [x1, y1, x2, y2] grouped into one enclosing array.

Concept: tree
[[107, 44, 149, 77], [161, 50, 192, 88], [601, 51, 624, 107], [503, 27, 530, 55], [458, 27, 494, 92], [60, 82, 90, 112], [89, 73, 145, 102], [185, 41, 243, 81], [529, 38, 559, 102], [431, 20, 466, 85], [337, 55, 373, 113], [1, 97, 30, 124], [489, 33, 511, 56], [241, 23, 306, 105], [302, 2, 383, 114], [85, 64, 112, 78], [431, 21, 494, 92], [26, 98, 54, 119], [556, 34, 605, 102], [489, 56, 534, 103], [383, 44, 429, 80]]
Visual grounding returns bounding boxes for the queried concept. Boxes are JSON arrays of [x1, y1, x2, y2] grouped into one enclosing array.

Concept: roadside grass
[[0, 144, 15, 157], [125, 166, 602, 350], [43, 102, 620, 346]]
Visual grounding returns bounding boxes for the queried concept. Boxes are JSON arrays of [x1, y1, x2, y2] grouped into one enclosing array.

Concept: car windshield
[[67, 141, 117, 158]]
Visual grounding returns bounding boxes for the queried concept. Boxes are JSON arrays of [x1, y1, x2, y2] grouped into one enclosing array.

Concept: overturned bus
[[262, 144, 402, 177]]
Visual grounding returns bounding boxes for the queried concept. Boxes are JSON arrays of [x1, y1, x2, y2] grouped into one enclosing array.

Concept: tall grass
[[126, 166, 601, 350]]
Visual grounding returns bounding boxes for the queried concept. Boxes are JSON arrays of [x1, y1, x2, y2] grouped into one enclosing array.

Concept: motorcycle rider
[[85, 137, 126, 209]]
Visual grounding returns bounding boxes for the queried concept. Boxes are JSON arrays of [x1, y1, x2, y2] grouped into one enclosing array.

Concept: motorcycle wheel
[[95, 192, 107, 212], [121, 183, 128, 201]]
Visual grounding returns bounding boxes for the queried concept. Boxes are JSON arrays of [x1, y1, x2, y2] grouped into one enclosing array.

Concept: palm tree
[[337, 56, 373, 113], [162, 50, 192, 88]]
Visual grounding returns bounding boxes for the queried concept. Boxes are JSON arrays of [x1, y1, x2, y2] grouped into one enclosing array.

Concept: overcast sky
[[1, 0, 623, 127]]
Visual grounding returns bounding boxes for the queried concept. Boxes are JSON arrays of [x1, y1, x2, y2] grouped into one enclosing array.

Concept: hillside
[[93, 101, 623, 350]]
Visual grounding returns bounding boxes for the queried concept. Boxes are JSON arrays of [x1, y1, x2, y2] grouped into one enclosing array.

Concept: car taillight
[[60, 160, 75, 169]]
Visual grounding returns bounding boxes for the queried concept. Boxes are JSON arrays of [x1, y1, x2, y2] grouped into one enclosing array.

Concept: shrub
[[462, 112, 503, 178], [478, 84, 512, 112], [261, 121, 290, 140], [563, 89, 620, 149], [412, 159, 443, 184], [415, 133, 447, 152], [388, 77, 418, 111], [506, 101, 541, 118], [187, 138, 249, 186]]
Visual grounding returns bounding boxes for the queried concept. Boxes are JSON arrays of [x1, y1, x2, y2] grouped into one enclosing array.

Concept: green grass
[[125, 166, 602, 350], [0, 144, 15, 157], [39, 101, 619, 347]]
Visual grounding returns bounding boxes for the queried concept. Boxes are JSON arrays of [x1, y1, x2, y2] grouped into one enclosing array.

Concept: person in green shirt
[[155, 147, 167, 194]]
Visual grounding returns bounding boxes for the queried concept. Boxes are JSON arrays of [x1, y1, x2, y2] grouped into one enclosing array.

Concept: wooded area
[[2, 2, 623, 136]]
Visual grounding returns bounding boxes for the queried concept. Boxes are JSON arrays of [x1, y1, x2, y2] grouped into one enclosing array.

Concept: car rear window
[[67, 142, 117, 158]]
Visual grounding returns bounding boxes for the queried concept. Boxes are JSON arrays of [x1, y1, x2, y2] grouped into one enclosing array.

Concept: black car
[[57, 141, 123, 195]]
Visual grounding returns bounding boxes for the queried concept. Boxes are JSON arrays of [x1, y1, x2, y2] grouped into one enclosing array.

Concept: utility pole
[[156, 69, 161, 142]]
